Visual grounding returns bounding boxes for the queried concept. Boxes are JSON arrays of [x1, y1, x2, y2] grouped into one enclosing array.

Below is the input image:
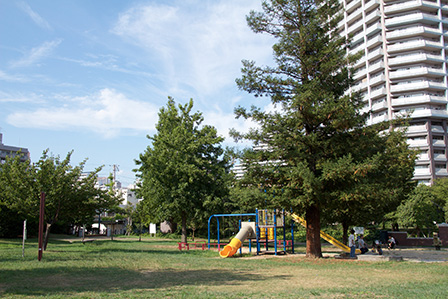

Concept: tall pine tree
[[232, 0, 415, 257]]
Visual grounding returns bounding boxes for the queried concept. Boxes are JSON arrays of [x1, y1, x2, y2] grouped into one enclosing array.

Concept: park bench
[[178, 242, 206, 251]]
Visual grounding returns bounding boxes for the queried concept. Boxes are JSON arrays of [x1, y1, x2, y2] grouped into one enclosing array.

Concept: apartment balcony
[[434, 153, 448, 161], [388, 53, 444, 66], [387, 26, 441, 40], [385, 0, 439, 14], [364, 0, 380, 12], [346, 8, 363, 24], [435, 168, 448, 175], [366, 35, 383, 48], [371, 100, 388, 111], [390, 81, 446, 93], [367, 48, 383, 61], [369, 74, 386, 86], [371, 113, 389, 124], [346, 0, 362, 14], [368, 61, 385, 73], [392, 95, 447, 106], [389, 67, 445, 79], [354, 67, 367, 80], [349, 46, 364, 57], [347, 19, 364, 35], [386, 13, 441, 28], [407, 124, 428, 133], [352, 30, 365, 44], [433, 139, 447, 146], [407, 139, 430, 147], [417, 153, 430, 161], [354, 55, 367, 68], [370, 87, 387, 99], [387, 39, 442, 53], [414, 168, 431, 176], [395, 109, 448, 120], [365, 22, 382, 37], [431, 125, 445, 133], [360, 106, 371, 115], [413, 109, 448, 118], [365, 10, 381, 24], [352, 80, 368, 92]]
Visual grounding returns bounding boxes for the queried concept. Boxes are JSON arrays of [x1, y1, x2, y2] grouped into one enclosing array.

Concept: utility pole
[[112, 164, 119, 189]]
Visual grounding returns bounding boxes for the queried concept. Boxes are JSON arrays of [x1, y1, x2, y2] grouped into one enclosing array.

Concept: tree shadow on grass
[[0, 266, 292, 297]]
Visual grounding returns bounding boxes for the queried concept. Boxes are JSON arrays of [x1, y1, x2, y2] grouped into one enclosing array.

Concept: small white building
[[119, 184, 141, 208]]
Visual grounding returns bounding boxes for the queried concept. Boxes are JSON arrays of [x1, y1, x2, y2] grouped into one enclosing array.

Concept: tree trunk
[[305, 204, 322, 258], [82, 224, 85, 242], [342, 221, 349, 245], [181, 212, 187, 243], [43, 223, 52, 251], [139, 224, 142, 242]]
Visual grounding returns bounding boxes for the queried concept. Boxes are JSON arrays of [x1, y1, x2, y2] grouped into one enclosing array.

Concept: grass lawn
[[0, 236, 447, 298]]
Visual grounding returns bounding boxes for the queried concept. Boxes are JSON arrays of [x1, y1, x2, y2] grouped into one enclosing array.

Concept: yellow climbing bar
[[291, 213, 361, 254]]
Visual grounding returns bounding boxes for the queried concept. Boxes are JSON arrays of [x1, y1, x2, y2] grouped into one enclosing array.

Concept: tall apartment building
[[339, 0, 448, 184]]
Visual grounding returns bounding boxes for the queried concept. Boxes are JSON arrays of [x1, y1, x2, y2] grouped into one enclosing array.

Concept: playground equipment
[[208, 209, 295, 258], [208, 211, 360, 257], [291, 213, 361, 254]]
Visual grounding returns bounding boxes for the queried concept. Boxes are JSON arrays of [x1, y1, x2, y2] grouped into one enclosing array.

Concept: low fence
[[388, 223, 448, 247]]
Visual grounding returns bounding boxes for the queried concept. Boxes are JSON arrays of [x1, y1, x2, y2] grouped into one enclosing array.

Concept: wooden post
[[22, 219, 27, 258], [38, 192, 45, 261]]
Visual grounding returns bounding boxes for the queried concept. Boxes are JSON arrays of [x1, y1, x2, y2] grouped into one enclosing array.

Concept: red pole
[[38, 192, 45, 261]]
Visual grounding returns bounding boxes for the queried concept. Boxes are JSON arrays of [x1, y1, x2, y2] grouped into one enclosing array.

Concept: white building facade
[[339, 0, 448, 184]]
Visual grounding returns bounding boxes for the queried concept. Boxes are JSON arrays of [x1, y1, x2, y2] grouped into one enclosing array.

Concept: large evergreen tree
[[232, 0, 415, 257], [135, 98, 231, 243]]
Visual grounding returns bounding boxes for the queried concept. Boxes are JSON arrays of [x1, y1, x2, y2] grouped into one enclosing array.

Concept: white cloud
[[0, 70, 27, 82], [11, 39, 62, 68], [17, 1, 52, 30], [6, 89, 159, 138], [112, 0, 274, 97]]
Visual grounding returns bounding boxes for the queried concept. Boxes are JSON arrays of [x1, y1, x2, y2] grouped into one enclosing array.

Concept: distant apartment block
[[339, 0, 448, 184], [0, 133, 30, 164]]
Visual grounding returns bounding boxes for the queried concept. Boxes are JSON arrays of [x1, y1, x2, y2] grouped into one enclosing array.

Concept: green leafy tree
[[431, 178, 448, 222], [136, 98, 230, 243], [395, 184, 444, 236], [232, 0, 415, 257], [395, 178, 447, 235], [0, 150, 120, 247], [0, 154, 39, 237], [134, 201, 151, 241]]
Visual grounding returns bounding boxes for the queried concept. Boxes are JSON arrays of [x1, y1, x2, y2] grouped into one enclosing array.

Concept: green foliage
[[395, 178, 447, 230], [431, 178, 448, 221], [0, 150, 120, 239], [136, 98, 231, 242]]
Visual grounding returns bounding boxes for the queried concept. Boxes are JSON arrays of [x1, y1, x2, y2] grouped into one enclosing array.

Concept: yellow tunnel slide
[[219, 225, 255, 258]]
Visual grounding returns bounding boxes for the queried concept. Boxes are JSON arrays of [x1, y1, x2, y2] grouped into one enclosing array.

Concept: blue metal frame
[[207, 213, 257, 250]]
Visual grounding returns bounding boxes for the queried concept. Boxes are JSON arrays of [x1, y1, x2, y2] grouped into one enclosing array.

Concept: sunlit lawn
[[1, 236, 447, 298]]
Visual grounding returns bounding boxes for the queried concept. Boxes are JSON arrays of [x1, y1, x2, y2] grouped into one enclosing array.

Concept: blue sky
[[0, 0, 275, 186]]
